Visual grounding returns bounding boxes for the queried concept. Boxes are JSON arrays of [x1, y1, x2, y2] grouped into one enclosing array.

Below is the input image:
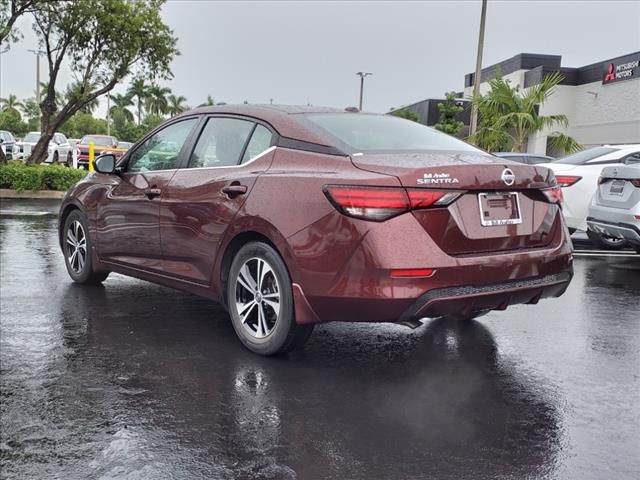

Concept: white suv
[[16, 132, 72, 164], [540, 145, 640, 248]]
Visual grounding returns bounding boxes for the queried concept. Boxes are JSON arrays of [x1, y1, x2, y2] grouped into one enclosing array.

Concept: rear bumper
[[398, 271, 571, 321], [587, 217, 640, 245]]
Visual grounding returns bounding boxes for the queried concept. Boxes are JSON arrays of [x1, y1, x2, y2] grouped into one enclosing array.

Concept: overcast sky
[[1, 0, 639, 116]]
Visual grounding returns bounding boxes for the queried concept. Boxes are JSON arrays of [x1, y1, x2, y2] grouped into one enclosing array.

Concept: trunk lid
[[351, 152, 560, 255], [596, 164, 640, 210]]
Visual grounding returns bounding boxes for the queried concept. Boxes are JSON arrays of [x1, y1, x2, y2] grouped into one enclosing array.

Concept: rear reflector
[[324, 185, 462, 221], [390, 268, 435, 278], [555, 175, 582, 188]]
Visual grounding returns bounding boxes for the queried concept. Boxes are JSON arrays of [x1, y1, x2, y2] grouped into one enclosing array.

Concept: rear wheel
[[586, 230, 629, 250], [63, 210, 109, 284], [66, 152, 73, 167], [227, 241, 313, 355], [52, 151, 59, 163]]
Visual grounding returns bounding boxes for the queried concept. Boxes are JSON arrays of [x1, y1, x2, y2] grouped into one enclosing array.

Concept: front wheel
[[586, 230, 629, 250], [227, 241, 313, 355], [63, 210, 109, 284]]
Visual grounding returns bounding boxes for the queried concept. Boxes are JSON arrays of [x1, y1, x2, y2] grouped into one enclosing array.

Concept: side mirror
[[94, 154, 116, 174]]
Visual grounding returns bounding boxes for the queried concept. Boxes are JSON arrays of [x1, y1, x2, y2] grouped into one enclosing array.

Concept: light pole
[[356, 72, 372, 111], [469, 0, 488, 136], [106, 94, 111, 136], [27, 49, 45, 110]]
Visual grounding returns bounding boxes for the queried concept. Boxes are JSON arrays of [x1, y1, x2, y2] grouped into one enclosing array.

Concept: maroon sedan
[[59, 105, 573, 355]]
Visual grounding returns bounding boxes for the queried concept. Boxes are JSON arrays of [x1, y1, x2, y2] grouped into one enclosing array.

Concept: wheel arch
[[58, 201, 87, 249]]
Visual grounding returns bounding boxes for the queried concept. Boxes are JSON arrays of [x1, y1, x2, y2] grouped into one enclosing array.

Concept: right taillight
[[555, 175, 582, 188], [323, 185, 462, 221], [631, 179, 640, 188]]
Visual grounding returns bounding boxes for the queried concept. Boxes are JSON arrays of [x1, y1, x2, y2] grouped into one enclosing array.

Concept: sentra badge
[[417, 172, 460, 185]]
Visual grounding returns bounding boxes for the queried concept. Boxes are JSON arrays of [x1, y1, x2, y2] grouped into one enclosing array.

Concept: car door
[[160, 117, 276, 284], [96, 117, 199, 272], [57, 133, 71, 159]]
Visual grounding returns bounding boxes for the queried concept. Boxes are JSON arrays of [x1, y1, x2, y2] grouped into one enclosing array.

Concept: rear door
[[160, 117, 276, 284], [96, 117, 199, 271]]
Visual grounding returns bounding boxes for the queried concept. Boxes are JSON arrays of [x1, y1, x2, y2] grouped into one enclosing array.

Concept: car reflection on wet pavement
[[1, 215, 639, 480]]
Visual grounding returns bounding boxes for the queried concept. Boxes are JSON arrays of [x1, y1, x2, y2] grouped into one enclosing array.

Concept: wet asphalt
[[0, 200, 639, 480]]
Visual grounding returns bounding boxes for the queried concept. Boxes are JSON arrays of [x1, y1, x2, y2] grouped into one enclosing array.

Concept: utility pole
[[469, 0, 488, 136], [356, 72, 372, 111], [0, 44, 10, 100]]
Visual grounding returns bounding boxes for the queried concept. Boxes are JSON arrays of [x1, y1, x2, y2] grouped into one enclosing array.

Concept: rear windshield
[[554, 147, 618, 165], [304, 113, 481, 153], [80, 136, 115, 146]]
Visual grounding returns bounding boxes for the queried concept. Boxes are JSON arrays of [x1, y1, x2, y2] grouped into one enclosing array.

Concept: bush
[[0, 161, 86, 192]]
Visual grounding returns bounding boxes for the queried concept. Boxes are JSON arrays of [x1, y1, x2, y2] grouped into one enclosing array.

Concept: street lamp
[[27, 49, 46, 107], [356, 72, 372, 111]]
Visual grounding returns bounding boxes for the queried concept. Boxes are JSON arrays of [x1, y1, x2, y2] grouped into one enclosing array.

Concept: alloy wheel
[[66, 220, 87, 274], [234, 257, 281, 339]]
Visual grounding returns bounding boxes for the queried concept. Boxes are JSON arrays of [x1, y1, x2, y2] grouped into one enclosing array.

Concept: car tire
[[52, 151, 59, 163], [63, 210, 109, 284], [226, 241, 313, 355], [66, 152, 72, 167], [586, 230, 629, 250]]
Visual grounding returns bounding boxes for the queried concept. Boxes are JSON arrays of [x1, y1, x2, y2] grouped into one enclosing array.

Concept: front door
[[96, 117, 199, 272], [160, 118, 276, 285]]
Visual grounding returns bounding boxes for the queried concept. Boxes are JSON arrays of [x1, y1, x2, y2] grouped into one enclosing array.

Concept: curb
[[0, 189, 66, 199]]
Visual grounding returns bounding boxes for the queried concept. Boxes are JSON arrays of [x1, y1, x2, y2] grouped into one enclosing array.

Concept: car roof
[[179, 104, 355, 147]]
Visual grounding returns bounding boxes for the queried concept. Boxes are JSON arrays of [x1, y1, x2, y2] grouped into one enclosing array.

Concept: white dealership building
[[463, 52, 640, 154], [399, 52, 640, 155]]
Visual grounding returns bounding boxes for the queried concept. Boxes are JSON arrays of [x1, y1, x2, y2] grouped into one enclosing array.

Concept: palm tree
[[145, 84, 171, 116], [0, 94, 24, 116], [64, 81, 99, 114], [127, 78, 150, 125], [469, 72, 581, 154], [167, 94, 187, 116], [198, 95, 215, 107], [109, 93, 134, 123]]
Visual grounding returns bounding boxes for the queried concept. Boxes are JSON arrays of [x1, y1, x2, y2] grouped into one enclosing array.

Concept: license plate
[[609, 179, 625, 196], [478, 192, 522, 226]]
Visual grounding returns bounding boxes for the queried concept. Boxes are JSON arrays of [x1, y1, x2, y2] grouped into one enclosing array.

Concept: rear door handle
[[145, 187, 162, 199], [222, 184, 248, 197]]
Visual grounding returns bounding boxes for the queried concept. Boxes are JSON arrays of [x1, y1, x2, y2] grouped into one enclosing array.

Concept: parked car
[[74, 135, 119, 168], [117, 141, 133, 151], [58, 105, 573, 355], [15, 131, 72, 164], [539, 145, 640, 248], [587, 163, 640, 253], [0, 130, 17, 160], [493, 152, 555, 165]]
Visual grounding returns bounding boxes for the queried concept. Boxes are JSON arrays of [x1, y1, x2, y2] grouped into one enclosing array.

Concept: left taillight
[[323, 185, 461, 221]]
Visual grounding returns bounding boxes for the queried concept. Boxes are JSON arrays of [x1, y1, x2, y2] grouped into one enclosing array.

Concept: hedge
[[0, 161, 87, 192]]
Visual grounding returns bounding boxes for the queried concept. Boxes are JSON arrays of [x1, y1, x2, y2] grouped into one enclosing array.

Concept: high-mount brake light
[[555, 175, 582, 188], [323, 186, 462, 221]]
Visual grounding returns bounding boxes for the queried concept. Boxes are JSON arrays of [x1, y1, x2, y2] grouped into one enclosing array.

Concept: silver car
[[587, 162, 640, 253]]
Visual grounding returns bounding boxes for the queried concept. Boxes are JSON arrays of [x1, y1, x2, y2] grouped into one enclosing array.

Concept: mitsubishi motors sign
[[603, 57, 640, 84]]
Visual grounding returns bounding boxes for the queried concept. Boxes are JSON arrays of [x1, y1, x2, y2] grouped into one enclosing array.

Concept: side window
[[59, 134, 68, 144], [128, 118, 197, 173], [188, 118, 254, 168], [241, 125, 274, 164], [624, 152, 640, 164]]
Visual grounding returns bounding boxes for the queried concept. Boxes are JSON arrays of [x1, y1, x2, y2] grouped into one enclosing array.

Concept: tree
[[391, 108, 420, 122], [0, 93, 24, 118], [109, 92, 134, 123], [198, 95, 215, 107], [60, 111, 107, 138], [469, 72, 581, 153], [127, 78, 150, 125], [167, 94, 187, 116], [64, 81, 99, 114], [145, 84, 171, 116], [434, 92, 464, 136], [0, 108, 27, 136], [26, 0, 178, 164], [0, 0, 39, 44], [21, 97, 40, 130]]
